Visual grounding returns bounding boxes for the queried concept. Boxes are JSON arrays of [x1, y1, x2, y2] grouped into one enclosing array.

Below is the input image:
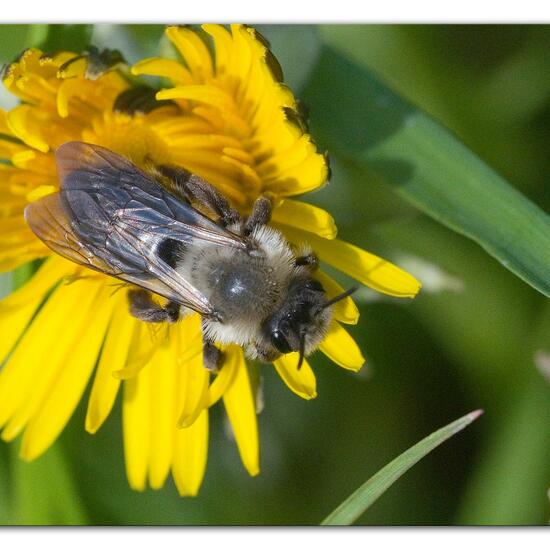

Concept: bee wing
[[24, 192, 186, 305], [25, 141, 247, 316], [55, 141, 248, 250]]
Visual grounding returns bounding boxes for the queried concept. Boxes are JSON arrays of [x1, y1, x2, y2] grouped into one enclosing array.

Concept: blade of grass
[[321, 409, 483, 525], [303, 46, 550, 298]]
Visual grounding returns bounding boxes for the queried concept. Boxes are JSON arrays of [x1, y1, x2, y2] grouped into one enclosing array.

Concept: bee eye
[[271, 329, 292, 354]]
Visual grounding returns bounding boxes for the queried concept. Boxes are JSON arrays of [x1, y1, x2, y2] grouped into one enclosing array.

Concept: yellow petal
[[57, 55, 87, 79], [0, 279, 104, 434], [148, 337, 176, 490], [223, 352, 259, 476], [0, 257, 74, 314], [10, 148, 55, 174], [19, 283, 113, 460], [172, 409, 209, 497], [206, 345, 240, 407], [6, 104, 49, 153], [122, 365, 150, 492], [314, 270, 359, 325], [222, 146, 255, 166], [163, 132, 241, 151], [0, 256, 67, 362], [273, 353, 317, 400], [256, 135, 318, 178], [10, 149, 36, 167], [278, 226, 421, 298], [9, 101, 79, 151], [57, 78, 82, 118], [202, 24, 232, 76], [0, 299, 39, 363], [26, 184, 56, 202], [0, 108, 14, 134], [157, 84, 233, 110], [85, 299, 136, 434], [228, 24, 251, 76], [319, 321, 365, 372], [265, 153, 329, 197], [166, 26, 213, 82], [113, 319, 157, 380], [176, 315, 209, 428], [131, 57, 193, 84], [273, 200, 337, 239]]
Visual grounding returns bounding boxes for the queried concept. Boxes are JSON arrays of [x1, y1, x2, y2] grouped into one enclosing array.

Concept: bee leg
[[128, 289, 180, 323], [156, 165, 241, 227], [244, 195, 273, 235], [295, 252, 319, 272], [203, 341, 223, 372]]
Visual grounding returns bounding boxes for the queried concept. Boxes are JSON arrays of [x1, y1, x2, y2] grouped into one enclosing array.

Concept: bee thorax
[[175, 226, 295, 348], [208, 256, 281, 319]]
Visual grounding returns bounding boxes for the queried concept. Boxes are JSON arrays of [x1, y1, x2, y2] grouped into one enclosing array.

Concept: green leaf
[[40, 24, 93, 53], [0, 24, 93, 64], [0, 25, 49, 63], [303, 46, 550, 298], [321, 410, 482, 525]]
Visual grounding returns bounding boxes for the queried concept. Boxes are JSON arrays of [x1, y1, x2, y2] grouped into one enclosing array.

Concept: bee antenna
[[319, 286, 359, 312], [297, 328, 306, 371]]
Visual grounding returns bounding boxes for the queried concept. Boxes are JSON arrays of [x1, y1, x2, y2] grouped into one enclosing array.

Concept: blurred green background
[[1, 24, 550, 525]]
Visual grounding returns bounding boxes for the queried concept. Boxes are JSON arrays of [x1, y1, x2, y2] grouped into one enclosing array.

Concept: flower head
[[0, 25, 420, 495]]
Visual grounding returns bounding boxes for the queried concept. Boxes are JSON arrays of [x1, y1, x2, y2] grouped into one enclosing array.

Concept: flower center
[[82, 110, 173, 167]]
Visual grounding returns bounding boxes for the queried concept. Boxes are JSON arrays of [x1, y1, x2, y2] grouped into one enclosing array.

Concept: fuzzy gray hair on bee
[[24, 142, 355, 371]]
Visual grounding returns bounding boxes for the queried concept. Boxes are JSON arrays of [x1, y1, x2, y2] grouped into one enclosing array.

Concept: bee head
[[261, 278, 357, 368]]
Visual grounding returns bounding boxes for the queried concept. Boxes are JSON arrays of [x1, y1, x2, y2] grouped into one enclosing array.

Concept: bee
[[25, 142, 355, 370]]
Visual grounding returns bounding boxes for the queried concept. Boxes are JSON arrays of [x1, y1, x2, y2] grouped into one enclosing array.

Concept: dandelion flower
[[0, 25, 421, 495]]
